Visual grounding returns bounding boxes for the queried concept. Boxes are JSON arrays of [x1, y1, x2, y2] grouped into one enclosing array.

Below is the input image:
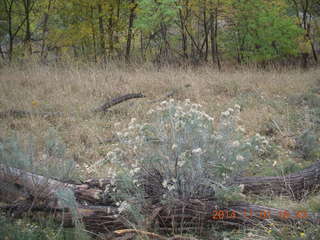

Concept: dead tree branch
[[93, 93, 145, 113]]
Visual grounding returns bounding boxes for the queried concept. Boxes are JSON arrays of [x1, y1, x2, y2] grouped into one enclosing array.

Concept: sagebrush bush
[[0, 130, 88, 240], [0, 128, 78, 181], [296, 129, 320, 161], [95, 99, 273, 224]]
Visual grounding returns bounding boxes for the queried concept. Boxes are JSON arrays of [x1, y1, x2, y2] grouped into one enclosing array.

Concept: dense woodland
[[0, 0, 320, 67], [2, 1, 320, 240]]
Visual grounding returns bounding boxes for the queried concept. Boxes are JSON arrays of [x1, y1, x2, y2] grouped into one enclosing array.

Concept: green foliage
[[0, 214, 88, 240], [0, 0, 316, 64], [297, 129, 320, 160], [0, 129, 78, 182], [0, 129, 88, 239], [54, 188, 89, 240], [222, 0, 303, 63], [135, 0, 178, 34], [45, 128, 66, 158], [0, 135, 33, 170]]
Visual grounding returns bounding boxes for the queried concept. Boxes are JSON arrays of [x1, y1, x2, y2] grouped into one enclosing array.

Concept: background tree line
[[0, 0, 319, 67]]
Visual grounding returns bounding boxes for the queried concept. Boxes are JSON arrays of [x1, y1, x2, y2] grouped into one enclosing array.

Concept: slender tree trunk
[[98, 4, 107, 65], [90, 6, 97, 63], [179, 10, 188, 59], [23, 0, 32, 56], [108, 6, 114, 59], [140, 31, 145, 61], [203, 10, 208, 62], [307, 21, 318, 63], [40, 0, 53, 63], [210, 12, 215, 64], [125, 0, 136, 62], [4, 0, 14, 62], [214, 8, 221, 70], [210, 7, 221, 70]]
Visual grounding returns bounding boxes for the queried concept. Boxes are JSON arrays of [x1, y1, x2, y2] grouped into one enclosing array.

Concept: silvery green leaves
[[109, 99, 269, 206], [0, 129, 78, 182]]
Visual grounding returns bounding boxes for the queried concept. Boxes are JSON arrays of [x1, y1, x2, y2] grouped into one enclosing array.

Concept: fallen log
[[0, 92, 145, 119], [78, 160, 320, 200], [0, 164, 125, 233], [233, 160, 320, 199], [93, 93, 145, 113], [1, 164, 320, 236], [152, 199, 320, 236]]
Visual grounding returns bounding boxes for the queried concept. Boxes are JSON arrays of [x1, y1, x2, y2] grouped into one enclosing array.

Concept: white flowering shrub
[[99, 99, 275, 215]]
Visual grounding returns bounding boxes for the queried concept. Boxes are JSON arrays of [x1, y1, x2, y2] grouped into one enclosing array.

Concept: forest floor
[[1, 63, 320, 239]]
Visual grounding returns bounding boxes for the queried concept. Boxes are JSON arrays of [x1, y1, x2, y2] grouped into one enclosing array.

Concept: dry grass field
[[0, 64, 319, 177], [1, 63, 320, 239]]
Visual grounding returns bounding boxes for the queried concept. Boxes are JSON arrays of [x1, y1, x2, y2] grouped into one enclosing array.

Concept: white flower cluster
[[102, 99, 276, 205], [250, 133, 272, 156], [162, 178, 177, 192], [221, 104, 241, 118], [154, 99, 214, 125]]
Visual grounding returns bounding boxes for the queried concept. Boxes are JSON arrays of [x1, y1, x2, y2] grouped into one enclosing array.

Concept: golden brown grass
[[0, 63, 319, 177]]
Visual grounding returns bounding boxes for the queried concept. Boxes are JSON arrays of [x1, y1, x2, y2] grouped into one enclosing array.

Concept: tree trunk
[[202, 2, 208, 62], [4, 0, 14, 62], [90, 6, 97, 63], [108, 6, 114, 59], [40, 0, 53, 63], [178, 9, 188, 59], [213, 7, 221, 70], [23, 0, 32, 56], [98, 4, 107, 65], [125, 0, 136, 62]]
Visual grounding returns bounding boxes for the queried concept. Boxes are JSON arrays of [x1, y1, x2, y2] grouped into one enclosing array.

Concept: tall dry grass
[[0, 63, 319, 177]]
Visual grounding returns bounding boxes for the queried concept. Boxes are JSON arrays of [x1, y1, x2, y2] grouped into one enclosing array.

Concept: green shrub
[[296, 129, 320, 161], [98, 99, 273, 226], [0, 214, 89, 240], [0, 129, 78, 182], [0, 129, 88, 240]]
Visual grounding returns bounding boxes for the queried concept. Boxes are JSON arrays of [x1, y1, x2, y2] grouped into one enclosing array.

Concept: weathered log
[[0, 164, 112, 205], [0, 92, 145, 119], [81, 160, 320, 199], [153, 199, 320, 235], [0, 164, 125, 233], [93, 93, 145, 113], [233, 160, 320, 199], [1, 164, 320, 236]]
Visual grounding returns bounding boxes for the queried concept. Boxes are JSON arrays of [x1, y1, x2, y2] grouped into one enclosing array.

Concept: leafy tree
[[222, 0, 303, 63]]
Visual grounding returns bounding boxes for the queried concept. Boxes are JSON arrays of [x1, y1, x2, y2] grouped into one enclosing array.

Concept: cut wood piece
[[232, 160, 320, 199]]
